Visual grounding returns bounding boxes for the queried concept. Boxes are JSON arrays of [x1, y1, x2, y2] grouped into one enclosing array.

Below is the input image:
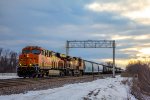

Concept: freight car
[[102, 65, 122, 74], [84, 62, 122, 74], [84, 62, 103, 75], [17, 46, 84, 78]]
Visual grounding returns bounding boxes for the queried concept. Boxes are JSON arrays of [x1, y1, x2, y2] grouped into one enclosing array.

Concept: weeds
[[125, 60, 150, 100]]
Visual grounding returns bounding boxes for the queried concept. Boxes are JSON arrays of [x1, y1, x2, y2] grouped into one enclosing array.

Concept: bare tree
[[126, 60, 141, 75], [0, 48, 3, 57], [0, 48, 18, 73], [126, 60, 150, 99], [105, 61, 113, 67]]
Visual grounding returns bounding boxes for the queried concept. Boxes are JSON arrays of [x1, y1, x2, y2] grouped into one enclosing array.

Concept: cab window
[[22, 50, 30, 54], [32, 49, 41, 54]]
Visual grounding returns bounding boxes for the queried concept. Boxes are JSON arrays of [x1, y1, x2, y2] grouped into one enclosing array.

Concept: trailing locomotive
[[17, 46, 84, 78]]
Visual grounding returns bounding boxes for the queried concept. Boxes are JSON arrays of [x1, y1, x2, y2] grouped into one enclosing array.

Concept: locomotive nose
[[23, 54, 29, 58], [20, 54, 33, 66]]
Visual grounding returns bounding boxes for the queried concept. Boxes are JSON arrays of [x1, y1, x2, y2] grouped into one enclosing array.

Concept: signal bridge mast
[[66, 40, 116, 78]]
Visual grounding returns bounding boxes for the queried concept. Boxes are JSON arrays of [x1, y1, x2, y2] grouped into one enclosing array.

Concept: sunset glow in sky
[[0, 0, 150, 68], [139, 48, 150, 55]]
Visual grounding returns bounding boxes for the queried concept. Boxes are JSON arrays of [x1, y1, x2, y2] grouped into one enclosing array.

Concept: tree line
[[0, 48, 18, 73]]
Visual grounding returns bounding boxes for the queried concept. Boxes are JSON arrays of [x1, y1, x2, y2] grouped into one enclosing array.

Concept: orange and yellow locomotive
[[17, 46, 84, 78]]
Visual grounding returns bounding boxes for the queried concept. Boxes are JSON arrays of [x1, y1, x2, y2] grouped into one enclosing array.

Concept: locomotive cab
[[19, 47, 41, 67], [17, 46, 42, 77]]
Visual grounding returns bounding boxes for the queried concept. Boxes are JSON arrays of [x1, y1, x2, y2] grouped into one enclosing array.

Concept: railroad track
[[0, 75, 100, 88], [0, 74, 114, 95]]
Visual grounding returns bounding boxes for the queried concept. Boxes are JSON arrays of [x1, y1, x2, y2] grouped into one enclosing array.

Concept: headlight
[[30, 64, 32, 66], [19, 64, 22, 66]]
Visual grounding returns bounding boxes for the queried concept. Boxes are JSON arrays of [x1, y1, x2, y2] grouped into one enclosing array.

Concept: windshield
[[32, 49, 41, 54], [22, 50, 30, 54]]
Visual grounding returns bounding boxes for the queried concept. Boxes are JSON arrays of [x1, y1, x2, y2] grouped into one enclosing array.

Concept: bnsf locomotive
[[17, 46, 84, 78]]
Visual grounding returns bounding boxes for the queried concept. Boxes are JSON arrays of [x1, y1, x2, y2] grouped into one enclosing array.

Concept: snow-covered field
[[0, 75, 136, 100], [0, 73, 19, 79]]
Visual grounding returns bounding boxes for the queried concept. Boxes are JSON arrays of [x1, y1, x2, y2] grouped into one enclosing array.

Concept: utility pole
[[66, 41, 69, 56], [113, 40, 115, 78], [92, 63, 94, 80]]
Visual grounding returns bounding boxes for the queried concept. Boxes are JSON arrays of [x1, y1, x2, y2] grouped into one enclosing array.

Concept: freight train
[[17, 46, 122, 78]]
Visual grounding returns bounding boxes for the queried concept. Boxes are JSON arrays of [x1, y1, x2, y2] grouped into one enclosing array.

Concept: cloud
[[119, 48, 139, 52], [0, 0, 150, 68], [138, 47, 150, 57], [92, 58, 129, 68], [111, 34, 150, 40], [111, 35, 132, 40], [85, 0, 150, 24], [85, 2, 120, 12], [0, 25, 11, 33], [133, 35, 150, 40]]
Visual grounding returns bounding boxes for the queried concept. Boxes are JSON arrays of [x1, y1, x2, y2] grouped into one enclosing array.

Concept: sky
[[0, 0, 150, 68]]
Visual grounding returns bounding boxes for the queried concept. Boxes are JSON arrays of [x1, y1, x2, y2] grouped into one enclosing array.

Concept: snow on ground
[[0, 73, 19, 79], [0, 75, 136, 100]]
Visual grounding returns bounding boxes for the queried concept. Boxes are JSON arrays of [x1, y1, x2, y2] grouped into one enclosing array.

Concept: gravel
[[0, 75, 104, 95]]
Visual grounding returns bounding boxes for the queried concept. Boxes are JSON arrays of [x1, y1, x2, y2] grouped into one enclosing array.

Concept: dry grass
[[125, 60, 150, 100], [121, 79, 130, 85], [121, 72, 133, 77]]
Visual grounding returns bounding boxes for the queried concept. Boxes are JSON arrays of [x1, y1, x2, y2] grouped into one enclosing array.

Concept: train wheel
[[80, 70, 83, 76], [38, 74, 41, 78], [32, 73, 37, 78], [42, 74, 44, 77], [69, 70, 74, 76], [23, 76, 26, 78], [60, 71, 64, 77], [46, 72, 49, 76]]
